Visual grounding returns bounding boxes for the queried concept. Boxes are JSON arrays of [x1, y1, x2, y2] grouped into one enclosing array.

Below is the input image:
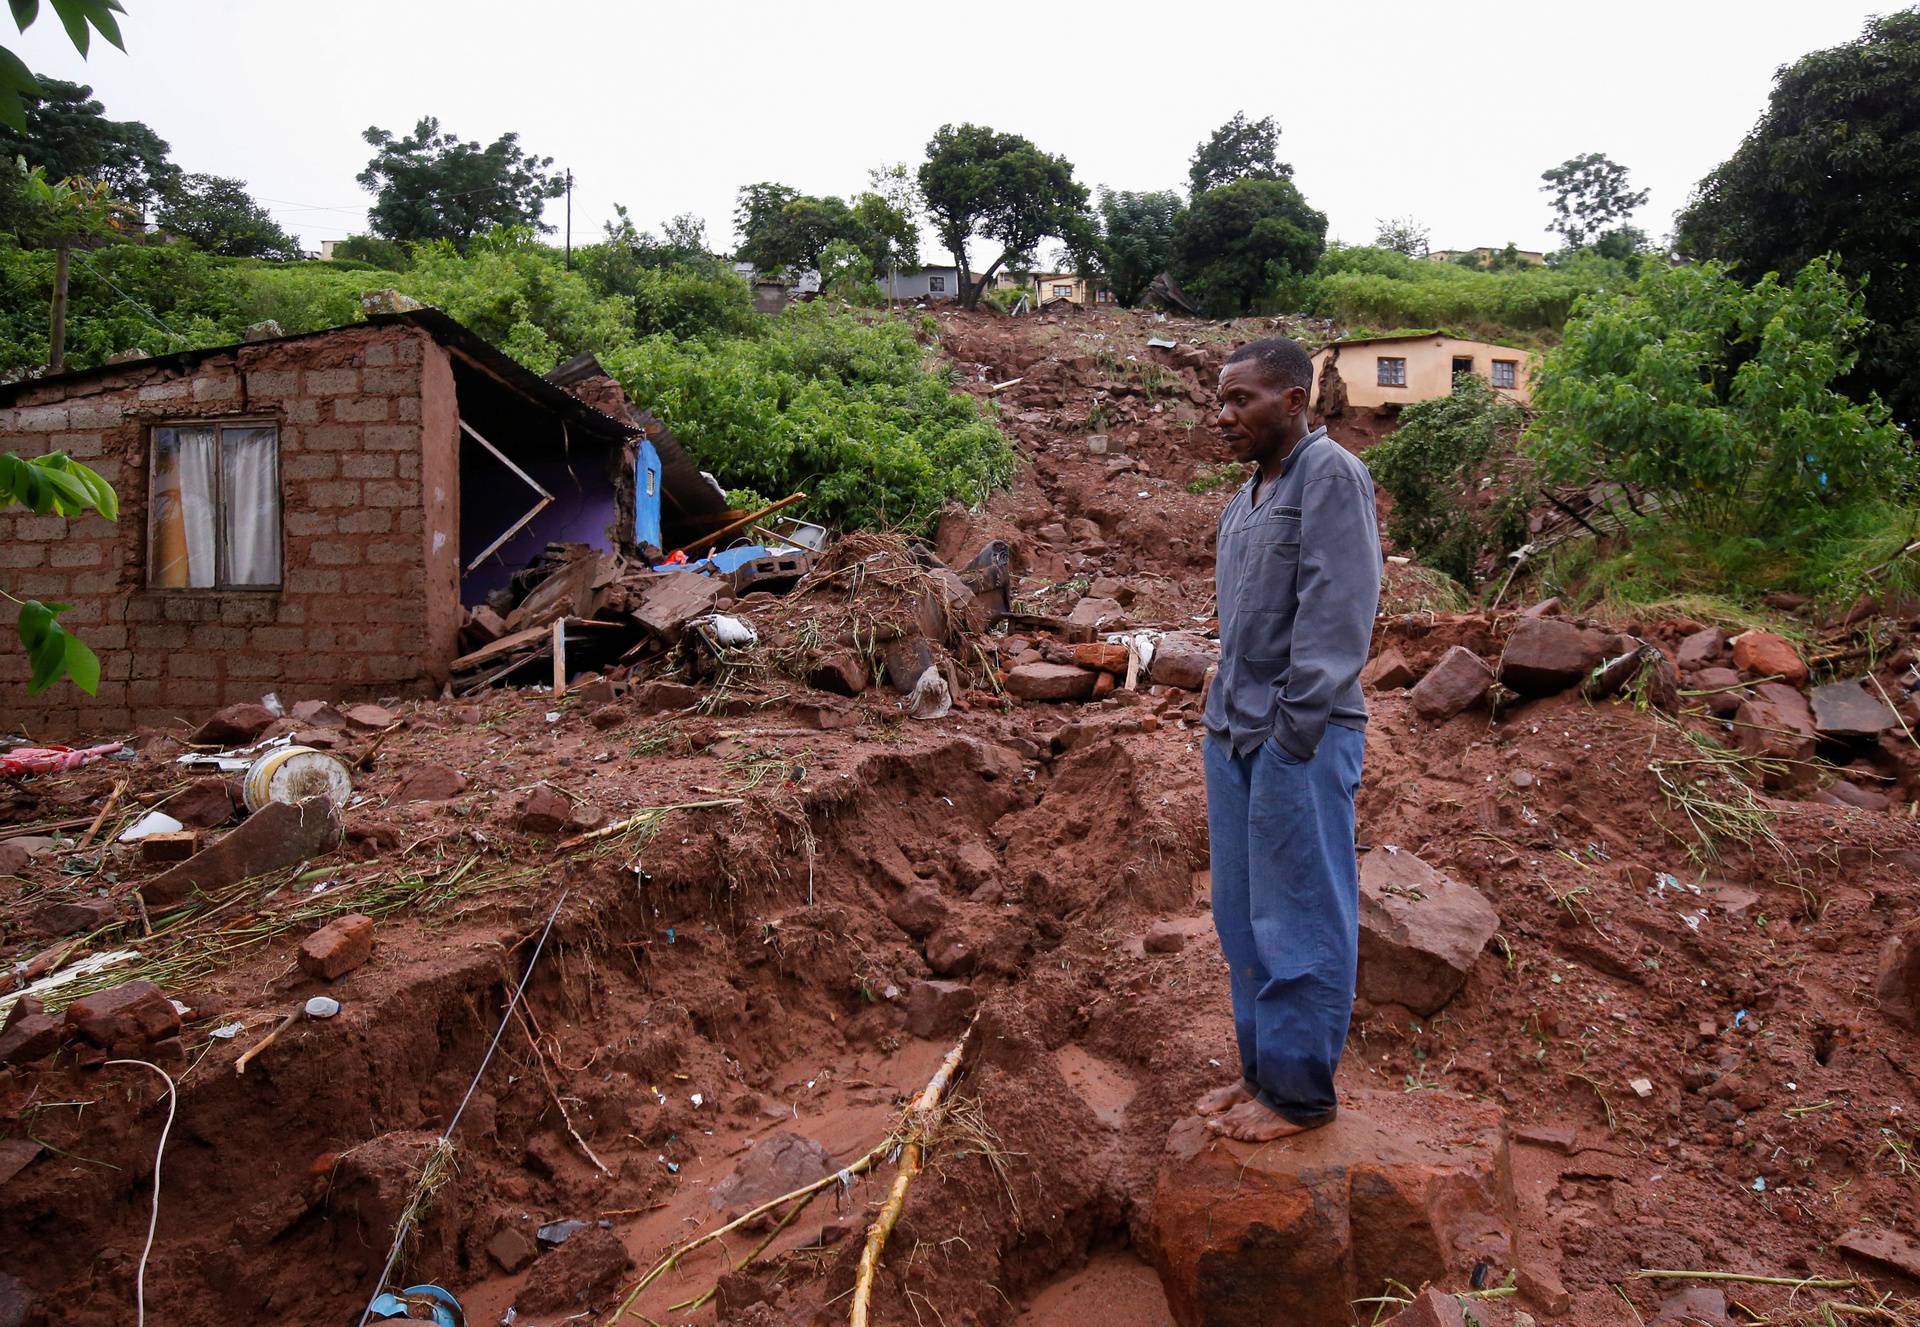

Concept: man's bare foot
[[1194, 1082, 1252, 1115], [1205, 1098, 1334, 1142]]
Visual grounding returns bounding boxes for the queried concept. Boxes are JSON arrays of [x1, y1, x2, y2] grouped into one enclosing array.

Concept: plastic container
[[242, 745, 352, 813]]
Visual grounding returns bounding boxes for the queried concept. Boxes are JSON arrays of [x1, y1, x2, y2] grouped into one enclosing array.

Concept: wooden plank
[[451, 623, 554, 673], [552, 618, 567, 698]]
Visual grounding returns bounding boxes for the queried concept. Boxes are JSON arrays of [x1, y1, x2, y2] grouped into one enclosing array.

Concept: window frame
[[1377, 356, 1408, 387], [1052, 283, 1074, 298], [146, 417, 285, 593], [927, 274, 947, 292], [1491, 359, 1519, 389]]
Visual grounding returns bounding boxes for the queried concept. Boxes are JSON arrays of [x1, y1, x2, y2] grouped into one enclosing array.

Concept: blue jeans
[[1204, 725, 1365, 1124]]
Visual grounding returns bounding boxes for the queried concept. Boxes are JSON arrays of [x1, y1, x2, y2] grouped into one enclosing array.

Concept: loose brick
[[65, 980, 181, 1051], [298, 914, 374, 980]]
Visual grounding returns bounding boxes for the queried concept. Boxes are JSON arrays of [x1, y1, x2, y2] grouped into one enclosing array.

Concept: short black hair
[[1225, 336, 1314, 393]]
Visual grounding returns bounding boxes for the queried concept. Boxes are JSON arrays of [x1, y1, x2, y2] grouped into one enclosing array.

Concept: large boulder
[[1148, 1090, 1513, 1327], [1497, 617, 1611, 696], [1410, 647, 1492, 721], [1358, 849, 1499, 1015], [1003, 663, 1098, 702], [1149, 636, 1216, 691], [1809, 679, 1898, 741]]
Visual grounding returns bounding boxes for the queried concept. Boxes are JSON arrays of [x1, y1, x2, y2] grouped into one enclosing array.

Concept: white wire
[[105, 1058, 178, 1327]]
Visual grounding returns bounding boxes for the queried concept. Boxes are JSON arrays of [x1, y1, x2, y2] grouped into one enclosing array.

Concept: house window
[[1053, 284, 1073, 298], [927, 275, 946, 292], [1377, 357, 1408, 387], [148, 422, 281, 589], [1491, 359, 1518, 389]]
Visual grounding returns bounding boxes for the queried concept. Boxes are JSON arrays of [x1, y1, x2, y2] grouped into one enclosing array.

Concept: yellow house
[[992, 271, 1106, 306], [1310, 333, 1536, 412]]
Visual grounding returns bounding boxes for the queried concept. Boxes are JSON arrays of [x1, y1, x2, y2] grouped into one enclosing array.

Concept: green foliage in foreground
[[2, 450, 116, 693], [603, 304, 1014, 533], [1369, 375, 1530, 588], [1528, 256, 1912, 527]]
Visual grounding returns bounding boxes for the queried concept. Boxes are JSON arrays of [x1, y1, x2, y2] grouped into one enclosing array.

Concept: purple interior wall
[[460, 448, 618, 605]]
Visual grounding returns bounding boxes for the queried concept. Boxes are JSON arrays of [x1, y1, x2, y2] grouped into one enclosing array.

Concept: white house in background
[[879, 266, 964, 302]]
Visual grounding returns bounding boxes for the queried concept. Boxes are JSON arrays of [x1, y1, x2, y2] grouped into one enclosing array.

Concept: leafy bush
[[400, 228, 638, 370], [1310, 245, 1619, 340], [604, 304, 1013, 532], [1368, 374, 1530, 588], [1527, 256, 1913, 527]]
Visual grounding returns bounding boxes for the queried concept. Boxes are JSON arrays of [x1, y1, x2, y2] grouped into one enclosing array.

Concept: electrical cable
[[105, 1058, 178, 1327]]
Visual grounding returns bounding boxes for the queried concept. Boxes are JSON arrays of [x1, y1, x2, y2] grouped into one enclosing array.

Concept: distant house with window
[[0, 306, 734, 736], [878, 266, 964, 302], [1309, 332, 1536, 413], [992, 271, 1109, 306]]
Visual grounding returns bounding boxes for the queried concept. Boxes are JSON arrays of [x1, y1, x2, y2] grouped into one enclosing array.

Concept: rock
[[1730, 630, 1807, 686], [517, 1226, 633, 1314], [1837, 1227, 1920, 1281], [0, 1012, 63, 1066], [1692, 667, 1747, 717], [1676, 627, 1726, 671], [142, 798, 342, 906], [1383, 1288, 1468, 1326], [1516, 1262, 1572, 1315], [1149, 637, 1216, 691], [1004, 662, 1098, 702], [1411, 647, 1492, 721], [192, 702, 278, 746], [714, 1271, 777, 1318], [1652, 1286, 1730, 1325], [1073, 642, 1131, 674], [886, 885, 950, 939], [1825, 781, 1891, 811], [516, 786, 572, 835], [393, 763, 468, 802], [1067, 596, 1125, 630], [1497, 617, 1612, 695], [1510, 1123, 1577, 1153], [64, 980, 181, 1052], [904, 980, 977, 1039], [168, 778, 237, 828], [881, 636, 936, 694], [1361, 648, 1417, 691], [1518, 596, 1564, 619], [1148, 1090, 1512, 1327], [290, 699, 349, 729], [709, 1131, 835, 1214], [925, 927, 976, 976], [31, 897, 115, 937], [139, 831, 201, 865], [340, 702, 398, 731], [0, 1137, 39, 1187], [1734, 695, 1815, 778], [795, 697, 859, 730], [1877, 923, 1920, 1029], [631, 680, 703, 712], [1809, 679, 1898, 740], [1357, 849, 1499, 1016], [808, 651, 869, 696], [0, 1272, 31, 1327], [573, 677, 618, 708], [1144, 921, 1187, 954], [487, 1224, 538, 1274], [298, 914, 374, 981], [0, 841, 32, 877]]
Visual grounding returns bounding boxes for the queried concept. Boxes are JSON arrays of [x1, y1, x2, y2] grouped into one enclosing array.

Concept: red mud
[[0, 306, 1916, 1327]]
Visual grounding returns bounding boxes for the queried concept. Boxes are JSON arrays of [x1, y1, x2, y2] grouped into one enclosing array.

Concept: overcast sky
[[11, 0, 1896, 261]]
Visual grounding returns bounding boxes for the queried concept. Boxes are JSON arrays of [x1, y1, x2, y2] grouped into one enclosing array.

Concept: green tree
[[1172, 177, 1326, 315], [1675, 9, 1920, 424], [156, 173, 300, 259], [0, 73, 174, 224], [1, 452, 116, 693], [578, 206, 757, 341], [849, 189, 917, 282], [1373, 214, 1429, 257], [400, 226, 635, 370], [357, 116, 566, 250], [1093, 188, 1181, 306], [0, 1, 124, 131], [1188, 112, 1287, 196], [1540, 152, 1647, 249], [13, 159, 127, 370], [918, 122, 1089, 310], [1528, 256, 1912, 528]]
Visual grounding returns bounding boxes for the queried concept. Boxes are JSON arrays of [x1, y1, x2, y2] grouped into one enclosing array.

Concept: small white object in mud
[[304, 996, 342, 1018], [211, 1021, 245, 1039], [690, 1093, 704, 1107], [1630, 1078, 1655, 1098]]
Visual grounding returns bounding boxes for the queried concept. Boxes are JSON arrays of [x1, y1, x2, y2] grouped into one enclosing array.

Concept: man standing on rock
[[1197, 337, 1381, 1142]]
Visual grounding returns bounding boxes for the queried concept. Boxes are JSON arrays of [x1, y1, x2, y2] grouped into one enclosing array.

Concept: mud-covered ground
[[2, 305, 1917, 1327]]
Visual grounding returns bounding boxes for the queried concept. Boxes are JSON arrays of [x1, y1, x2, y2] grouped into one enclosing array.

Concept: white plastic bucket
[[242, 745, 352, 813]]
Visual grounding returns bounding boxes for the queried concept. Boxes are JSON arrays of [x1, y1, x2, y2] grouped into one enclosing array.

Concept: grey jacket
[[1203, 427, 1382, 759]]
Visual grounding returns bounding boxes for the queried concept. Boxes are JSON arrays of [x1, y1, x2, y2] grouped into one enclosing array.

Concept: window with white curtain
[[1491, 359, 1519, 389], [148, 422, 281, 589]]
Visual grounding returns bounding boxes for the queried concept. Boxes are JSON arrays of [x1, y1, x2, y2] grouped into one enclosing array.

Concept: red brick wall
[[0, 324, 458, 739]]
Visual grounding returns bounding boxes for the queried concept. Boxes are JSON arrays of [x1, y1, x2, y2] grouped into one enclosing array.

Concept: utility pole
[[564, 169, 573, 271]]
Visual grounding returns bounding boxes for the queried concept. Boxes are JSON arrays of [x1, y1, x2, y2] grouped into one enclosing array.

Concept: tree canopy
[[1373, 215, 1429, 258], [0, 0, 124, 130], [1188, 112, 1287, 196], [1674, 8, 1920, 423], [156, 173, 300, 260], [918, 122, 1088, 309], [1093, 188, 1182, 306], [0, 74, 174, 218], [357, 117, 566, 250], [1539, 152, 1646, 249], [1172, 176, 1325, 315]]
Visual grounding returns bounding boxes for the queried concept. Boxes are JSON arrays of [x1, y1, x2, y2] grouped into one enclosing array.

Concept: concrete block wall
[[0, 324, 455, 738]]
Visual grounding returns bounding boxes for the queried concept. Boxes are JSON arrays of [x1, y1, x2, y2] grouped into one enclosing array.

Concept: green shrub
[[400, 228, 638, 370], [1368, 374, 1530, 588], [1307, 245, 1627, 341], [604, 304, 1013, 533]]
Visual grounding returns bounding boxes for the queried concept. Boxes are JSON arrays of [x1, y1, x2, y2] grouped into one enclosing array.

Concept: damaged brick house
[[0, 308, 731, 737]]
